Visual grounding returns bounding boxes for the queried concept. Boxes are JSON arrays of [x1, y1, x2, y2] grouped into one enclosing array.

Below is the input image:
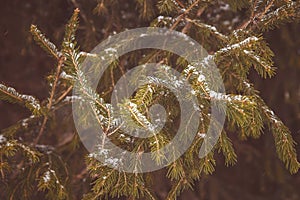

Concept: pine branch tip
[[74, 8, 80, 13]]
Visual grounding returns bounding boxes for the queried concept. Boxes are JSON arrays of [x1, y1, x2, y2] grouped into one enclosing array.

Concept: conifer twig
[[237, 0, 258, 29], [257, 0, 275, 20], [175, 0, 185, 8], [170, 0, 201, 30], [249, 0, 276, 30], [181, 5, 206, 34], [146, 0, 205, 64], [34, 56, 65, 144], [70, 0, 96, 34]]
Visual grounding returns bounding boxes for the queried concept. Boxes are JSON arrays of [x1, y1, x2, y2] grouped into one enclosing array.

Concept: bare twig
[[170, 0, 201, 30], [34, 56, 65, 144], [55, 85, 73, 104]]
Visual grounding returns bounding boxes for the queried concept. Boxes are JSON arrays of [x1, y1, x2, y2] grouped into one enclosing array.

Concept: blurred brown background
[[0, 0, 299, 199]]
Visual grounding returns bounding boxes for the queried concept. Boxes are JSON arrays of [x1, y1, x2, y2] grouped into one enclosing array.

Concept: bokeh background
[[0, 0, 299, 199]]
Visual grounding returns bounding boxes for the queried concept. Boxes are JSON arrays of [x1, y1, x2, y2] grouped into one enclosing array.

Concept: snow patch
[[0, 135, 6, 143], [43, 171, 51, 183]]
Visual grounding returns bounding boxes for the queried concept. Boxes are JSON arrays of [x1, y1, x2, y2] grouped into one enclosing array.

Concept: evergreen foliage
[[1, 0, 300, 199]]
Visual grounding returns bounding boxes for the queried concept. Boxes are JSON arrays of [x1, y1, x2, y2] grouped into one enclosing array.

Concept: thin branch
[[34, 56, 65, 144], [237, 0, 258, 29], [70, 0, 97, 33], [258, 0, 275, 20], [145, 0, 205, 64], [170, 0, 201, 30], [55, 85, 73, 104]]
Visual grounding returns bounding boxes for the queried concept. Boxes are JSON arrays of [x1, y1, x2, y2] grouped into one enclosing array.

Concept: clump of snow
[[105, 157, 120, 168], [157, 16, 164, 22], [140, 33, 148, 37], [104, 47, 117, 57], [209, 91, 223, 100], [197, 74, 206, 82], [60, 71, 74, 80], [43, 171, 51, 183], [0, 134, 6, 143], [220, 3, 230, 11], [218, 37, 259, 55], [64, 95, 83, 102], [6, 142, 12, 147], [198, 132, 206, 138]]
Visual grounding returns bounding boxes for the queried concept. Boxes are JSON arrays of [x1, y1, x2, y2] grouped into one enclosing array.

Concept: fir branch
[[255, 1, 300, 31], [158, 0, 178, 14], [211, 35, 275, 79], [257, 0, 275, 20], [121, 100, 155, 131], [243, 49, 276, 78], [37, 168, 68, 199], [240, 80, 300, 174], [218, 131, 237, 166], [260, 102, 300, 174], [0, 139, 40, 177], [185, 18, 228, 42], [0, 84, 42, 115], [166, 158, 185, 181], [166, 178, 186, 200], [199, 152, 216, 175], [67, 47, 119, 140], [30, 25, 61, 60], [62, 8, 80, 52], [225, 0, 249, 11], [2, 1, 298, 199], [15, 142, 40, 163], [215, 36, 260, 59]]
